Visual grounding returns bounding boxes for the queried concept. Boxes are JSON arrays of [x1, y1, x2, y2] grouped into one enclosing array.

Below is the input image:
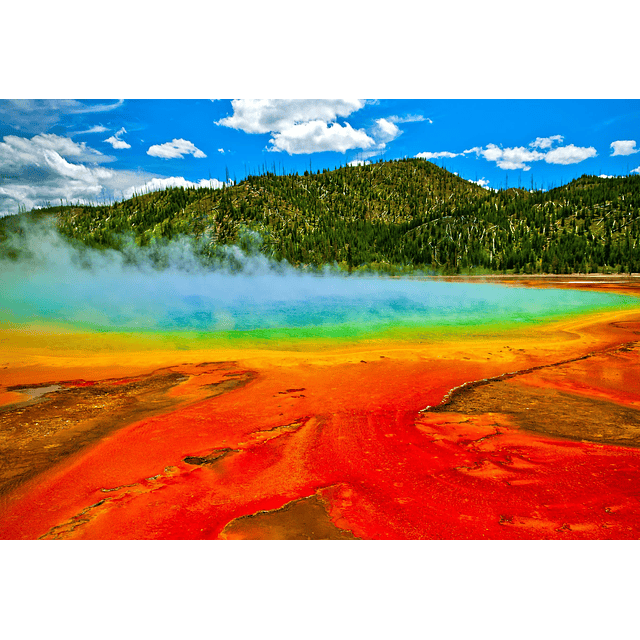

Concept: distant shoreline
[[390, 273, 640, 297], [428, 273, 640, 279]]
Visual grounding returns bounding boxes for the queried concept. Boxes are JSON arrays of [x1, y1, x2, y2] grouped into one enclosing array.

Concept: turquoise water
[[2, 266, 638, 339]]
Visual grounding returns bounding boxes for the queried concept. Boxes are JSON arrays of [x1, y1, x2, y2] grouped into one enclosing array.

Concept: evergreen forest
[[2, 158, 640, 275]]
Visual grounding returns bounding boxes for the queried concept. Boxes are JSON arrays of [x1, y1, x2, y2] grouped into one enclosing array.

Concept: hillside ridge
[[2, 158, 640, 275]]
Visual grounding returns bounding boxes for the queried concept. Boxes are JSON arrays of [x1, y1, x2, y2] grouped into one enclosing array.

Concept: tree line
[[2, 158, 640, 274]]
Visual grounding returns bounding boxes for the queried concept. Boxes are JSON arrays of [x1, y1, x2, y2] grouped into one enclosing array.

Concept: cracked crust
[[219, 492, 358, 540], [0, 363, 256, 498]]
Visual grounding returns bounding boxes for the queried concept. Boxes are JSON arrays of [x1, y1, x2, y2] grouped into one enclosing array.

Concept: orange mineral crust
[[1, 279, 640, 540]]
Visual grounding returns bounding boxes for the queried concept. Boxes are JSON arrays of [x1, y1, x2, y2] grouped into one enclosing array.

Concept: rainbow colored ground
[[2, 276, 640, 539]]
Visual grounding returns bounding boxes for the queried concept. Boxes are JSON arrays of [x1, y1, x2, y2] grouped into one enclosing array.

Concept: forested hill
[[3, 158, 640, 274]]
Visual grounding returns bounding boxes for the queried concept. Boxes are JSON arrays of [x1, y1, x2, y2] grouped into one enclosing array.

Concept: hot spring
[[2, 222, 639, 349]]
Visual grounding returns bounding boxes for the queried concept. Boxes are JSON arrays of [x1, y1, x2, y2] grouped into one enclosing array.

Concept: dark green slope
[[3, 158, 640, 274]]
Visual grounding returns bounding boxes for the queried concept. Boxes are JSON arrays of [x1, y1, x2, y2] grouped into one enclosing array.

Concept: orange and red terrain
[[2, 276, 640, 540]]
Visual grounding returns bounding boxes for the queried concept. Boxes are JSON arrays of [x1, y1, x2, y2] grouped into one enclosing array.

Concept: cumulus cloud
[[106, 138, 130, 150], [0, 132, 228, 216], [122, 176, 227, 199], [0, 99, 124, 133], [373, 118, 402, 144], [0, 162, 150, 213], [470, 177, 491, 188], [0, 133, 113, 173], [599, 174, 615, 178], [216, 99, 381, 155], [462, 137, 597, 170], [466, 144, 545, 171], [0, 133, 183, 215], [348, 159, 371, 166], [104, 127, 131, 150], [610, 140, 638, 156], [348, 118, 410, 161], [268, 121, 375, 154], [147, 138, 207, 159], [415, 151, 459, 160], [544, 144, 597, 165], [216, 99, 366, 134], [530, 135, 564, 149], [632, 166, 640, 174]]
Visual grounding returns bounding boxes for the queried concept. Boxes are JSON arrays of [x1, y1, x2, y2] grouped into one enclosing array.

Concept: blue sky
[[1, 99, 638, 215]]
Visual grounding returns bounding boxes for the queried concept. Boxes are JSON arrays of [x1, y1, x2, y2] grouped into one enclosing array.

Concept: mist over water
[[1, 219, 637, 338]]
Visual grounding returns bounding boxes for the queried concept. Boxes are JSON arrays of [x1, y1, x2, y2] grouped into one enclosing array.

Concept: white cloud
[[216, 99, 366, 134], [544, 144, 597, 165], [0, 133, 228, 216], [470, 177, 490, 188], [65, 99, 124, 115], [106, 138, 131, 150], [218, 148, 225, 154], [610, 140, 638, 156], [348, 159, 371, 166], [632, 166, 640, 174], [72, 125, 109, 136], [344, 117, 407, 160], [122, 176, 226, 199], [470, 144, 545, 170], [482, 145, 526, 169], [268, 121, 375, 154], [415, 151, 459, 160], [463, 140, 596, 170], [216, 99, 379, 155], [0, 99, 124, 133], [0, 133, 112, 173], [0, 133, 207, 215], [104, 127, 131, 150], [599, 174, 615, 179], [215, 99, 395, 158], [374, 118, 402, 144], [387, 114, 429, 124], [147, 138, 207, 159], [530, 135, 564, 149]]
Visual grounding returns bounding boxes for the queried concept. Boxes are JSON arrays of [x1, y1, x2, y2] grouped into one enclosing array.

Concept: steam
[[1, 218, 635, 336]]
